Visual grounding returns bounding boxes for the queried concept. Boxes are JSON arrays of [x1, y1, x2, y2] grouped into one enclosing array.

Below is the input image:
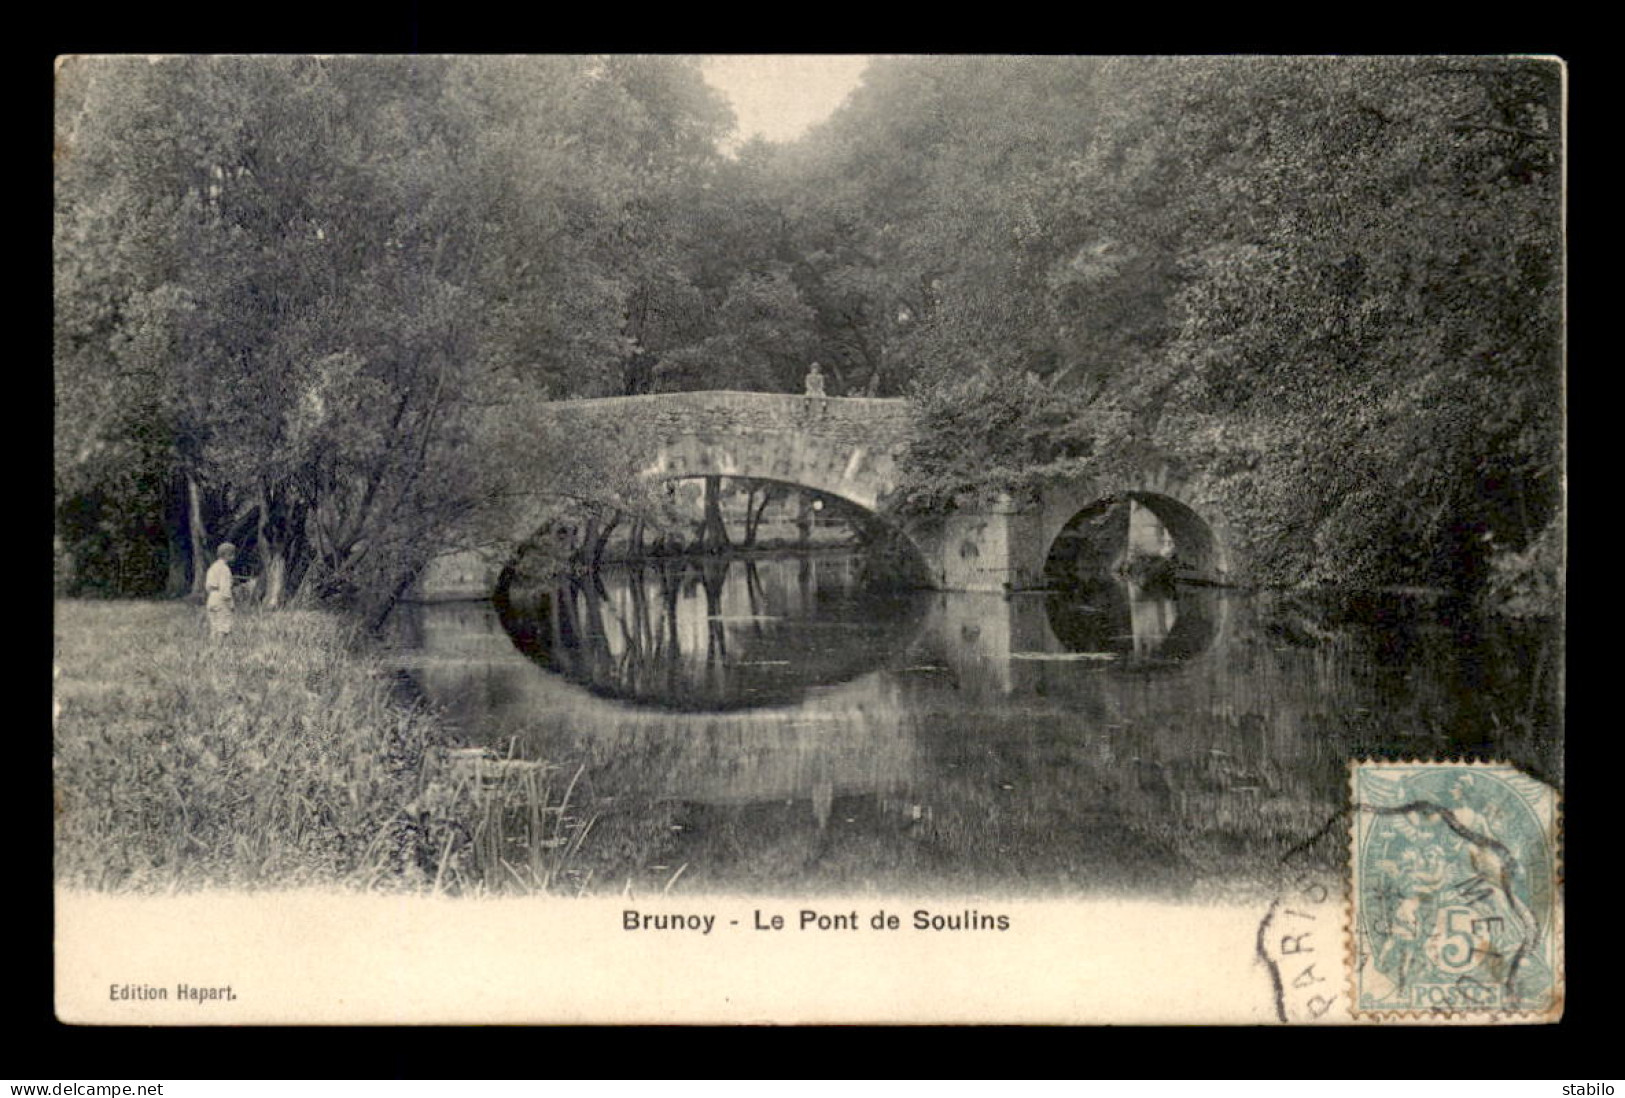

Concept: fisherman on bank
[[205, 542, 239, 641]]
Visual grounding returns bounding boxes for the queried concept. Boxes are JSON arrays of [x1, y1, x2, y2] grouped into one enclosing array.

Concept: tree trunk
[[626, 562, 651, 654], [258, 487, 284, 609], [700, 557, 727, 664], [699, 476, 731, 553], [741, 485, 777, 549], [740, 485, 759, 549], [162, 473, 189, 596], [263, 553, 287, 609], [744, 560, 765, 616], [367, 562, 425, 634], [591, 509, 622, 568], [657, 561, 681, 656], [254, 485, 273, 609], [164, 517, 189, 597], [576, 514, 600, 569], [795, 493, 813, 548], [186, 472, 209, 595], [260, 486, 314, 610]]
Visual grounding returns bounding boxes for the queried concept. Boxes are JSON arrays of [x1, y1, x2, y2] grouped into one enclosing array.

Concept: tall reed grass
[[53, 600, 590, 894]]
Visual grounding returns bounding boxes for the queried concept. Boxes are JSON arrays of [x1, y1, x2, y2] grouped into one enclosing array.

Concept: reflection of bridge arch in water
[[397, 593, 1249, 839], [397, 596, 930, 815], [493, 554, 1235, 715], [919, 586, 1233, 700], [1042, 582, 1222, 665], [497, 556, 931, 711]]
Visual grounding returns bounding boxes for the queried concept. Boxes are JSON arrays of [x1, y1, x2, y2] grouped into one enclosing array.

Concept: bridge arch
[[1037, 477, 1232, 588], [641, 428, 902, 514], [503, 414, 935, 590], [632, 468, 935, 588]]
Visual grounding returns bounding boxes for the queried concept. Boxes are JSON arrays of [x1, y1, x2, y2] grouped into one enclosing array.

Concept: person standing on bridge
[[803, 362, 828, 418]]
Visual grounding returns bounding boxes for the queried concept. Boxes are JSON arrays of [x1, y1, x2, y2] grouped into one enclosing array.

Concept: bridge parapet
[[537, 391, 917, 451]]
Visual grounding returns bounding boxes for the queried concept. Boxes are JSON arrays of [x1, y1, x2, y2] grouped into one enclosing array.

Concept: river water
[[387, 551, 1560, 900]]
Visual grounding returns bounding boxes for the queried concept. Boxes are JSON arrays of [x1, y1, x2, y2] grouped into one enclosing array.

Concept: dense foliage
[[55, 55, 1563, 616], [800, 57, 1563, 603], [55, 56, 730, 621]]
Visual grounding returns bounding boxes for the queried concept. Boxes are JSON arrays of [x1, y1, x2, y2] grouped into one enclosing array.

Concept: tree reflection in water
[[497, 555, 929, 711]]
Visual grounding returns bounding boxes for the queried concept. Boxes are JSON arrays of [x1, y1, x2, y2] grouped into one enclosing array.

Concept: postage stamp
[[1349, 761, 1562, 1019]]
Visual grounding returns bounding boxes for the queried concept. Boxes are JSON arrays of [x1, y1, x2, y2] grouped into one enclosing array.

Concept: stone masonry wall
[[536, 392, 918, 454]]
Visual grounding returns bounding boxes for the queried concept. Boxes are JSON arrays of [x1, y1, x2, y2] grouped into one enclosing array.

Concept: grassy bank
[[53, 600, 590, 894]]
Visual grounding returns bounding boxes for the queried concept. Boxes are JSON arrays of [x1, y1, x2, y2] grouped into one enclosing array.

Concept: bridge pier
[[933, 496, 1048, 593], [925, 590, 1061, 693]]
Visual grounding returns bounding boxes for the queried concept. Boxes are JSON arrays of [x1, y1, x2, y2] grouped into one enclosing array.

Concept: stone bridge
[[416, 391, 1239, 598]]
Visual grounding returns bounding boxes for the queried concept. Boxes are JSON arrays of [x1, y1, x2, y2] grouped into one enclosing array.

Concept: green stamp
[[1350, 761, 1561, 1018]]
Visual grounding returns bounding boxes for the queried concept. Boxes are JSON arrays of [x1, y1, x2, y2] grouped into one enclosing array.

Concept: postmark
[[1349, 761, 1561, 1019], [1256, 819, 1347, 1024]]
